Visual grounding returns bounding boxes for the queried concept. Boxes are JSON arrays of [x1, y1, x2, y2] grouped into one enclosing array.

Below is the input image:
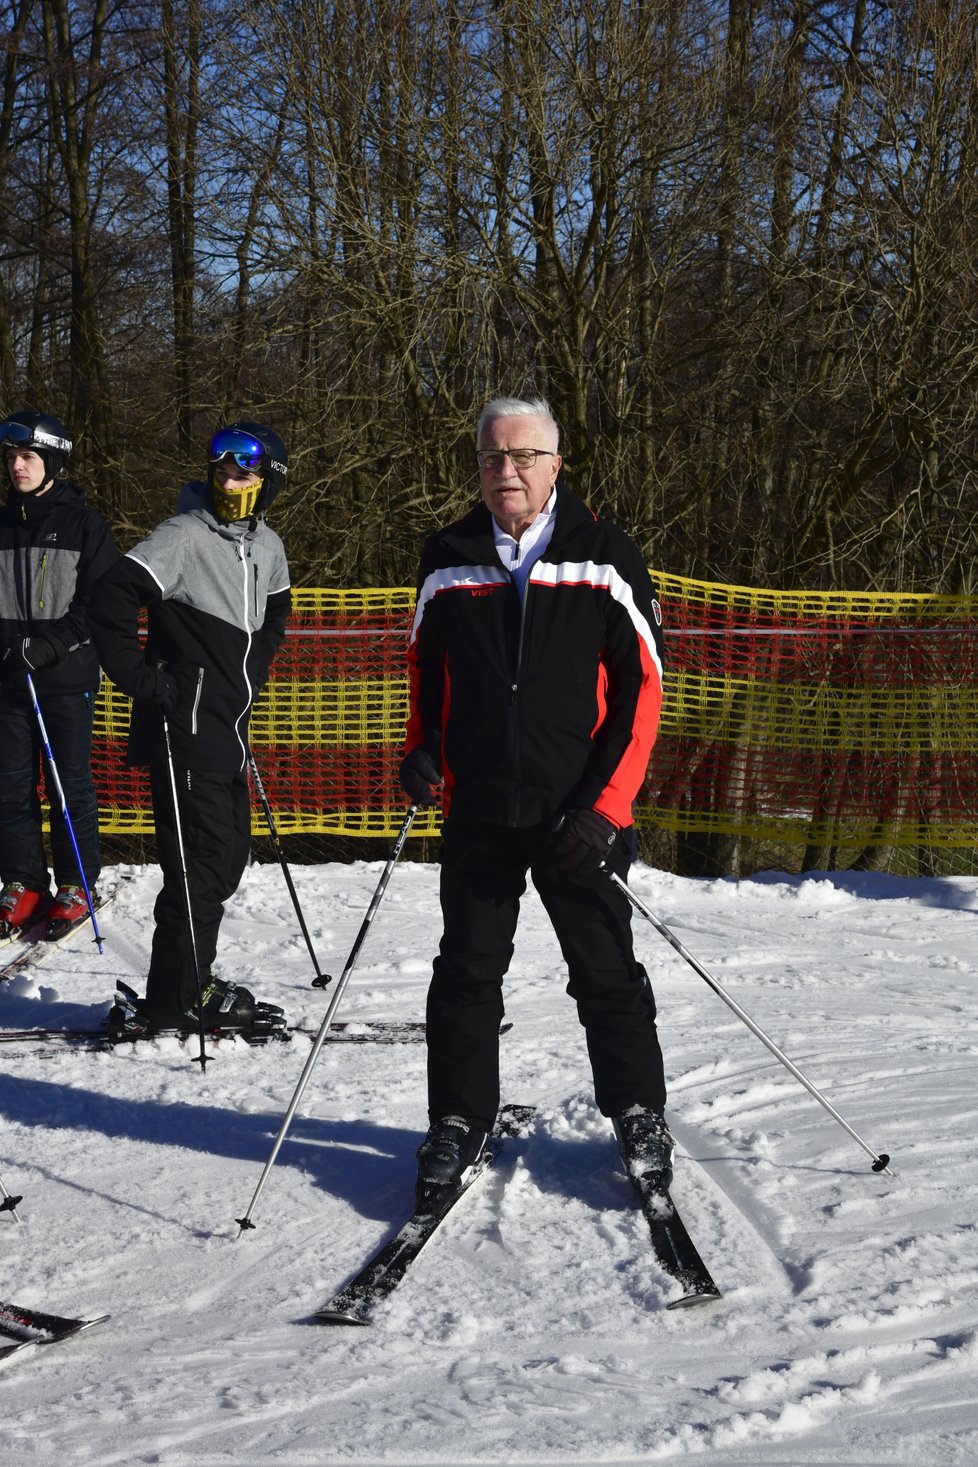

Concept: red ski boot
[[44, 885, 94, 941], [0, 883, 50, 939]]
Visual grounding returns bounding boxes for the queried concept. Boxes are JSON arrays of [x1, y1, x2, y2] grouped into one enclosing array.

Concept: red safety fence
[[90, 578, 978, 849]]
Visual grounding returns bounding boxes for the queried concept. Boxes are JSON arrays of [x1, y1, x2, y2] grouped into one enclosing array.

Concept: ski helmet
[[207, 420, 288, 521], [0, 410, 72, 487]]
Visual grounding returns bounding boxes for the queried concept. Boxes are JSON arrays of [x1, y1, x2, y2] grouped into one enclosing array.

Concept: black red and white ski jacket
[[89, 501, 290, 772], [0, 480, 118, 696], [405, 484, 664, 829]]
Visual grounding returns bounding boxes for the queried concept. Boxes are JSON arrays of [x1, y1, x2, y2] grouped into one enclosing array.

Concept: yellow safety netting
[[92, 579, 978, 848]]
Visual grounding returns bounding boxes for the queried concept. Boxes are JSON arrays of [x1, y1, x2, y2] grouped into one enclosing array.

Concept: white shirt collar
[[491, 486, 557, 552]]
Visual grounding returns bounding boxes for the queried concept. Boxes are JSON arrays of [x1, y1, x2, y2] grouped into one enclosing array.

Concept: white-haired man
[[400, 395, 671, 1206]]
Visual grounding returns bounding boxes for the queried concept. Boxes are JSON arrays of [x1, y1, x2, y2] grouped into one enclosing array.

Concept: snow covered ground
[[1, 854, 976, 1465]]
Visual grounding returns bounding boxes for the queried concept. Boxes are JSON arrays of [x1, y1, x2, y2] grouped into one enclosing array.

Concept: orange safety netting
[[91, 579, 978, 848]]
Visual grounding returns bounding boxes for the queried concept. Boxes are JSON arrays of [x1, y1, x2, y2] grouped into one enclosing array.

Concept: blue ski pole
[[24, 673, 103, 954]]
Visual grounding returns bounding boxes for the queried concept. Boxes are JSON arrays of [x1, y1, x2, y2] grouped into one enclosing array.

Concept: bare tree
[[160, 0, 201, 456]]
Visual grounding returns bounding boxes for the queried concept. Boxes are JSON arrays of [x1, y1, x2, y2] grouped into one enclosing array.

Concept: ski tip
[[310, 1309, 371, 1327], [79, 1312, 111, 1331], [666, 1287, 722, 1311]]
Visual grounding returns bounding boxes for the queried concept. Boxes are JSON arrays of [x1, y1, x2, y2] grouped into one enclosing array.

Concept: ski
[[0, 888, 117, 986], [634, 1178, 721, 1309], [0, 1301, 110, 1365], [325, 1020, 512, 1044], [0, 1019, 425, 1050], [0, 910, 49, 952], [313, 1103, 535, 1326], [0, 1024, 287, 1051], [0, 1018, 512, 1049]]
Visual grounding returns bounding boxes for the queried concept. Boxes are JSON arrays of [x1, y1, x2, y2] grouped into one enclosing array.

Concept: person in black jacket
[[402, 396, 673, 1205], [0, 410, 117, 939], [89, 422, 291, 1036]]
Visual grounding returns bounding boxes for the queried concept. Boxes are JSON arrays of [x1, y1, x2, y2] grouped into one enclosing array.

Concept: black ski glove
[[553, 808, 618, 876], [398, 747, 442, 806], [3, 634, 58, 674]]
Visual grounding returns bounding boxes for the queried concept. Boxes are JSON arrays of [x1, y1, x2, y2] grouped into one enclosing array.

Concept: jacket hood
[[176, 479, 211, 515]]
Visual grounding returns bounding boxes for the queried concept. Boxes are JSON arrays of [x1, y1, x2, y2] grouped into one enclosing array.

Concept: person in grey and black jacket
[[89, 421, 291, 1035], [0, 410, 117, 940]]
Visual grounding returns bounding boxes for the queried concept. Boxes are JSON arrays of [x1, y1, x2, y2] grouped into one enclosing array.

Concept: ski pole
[[236, 803, 419, 1234], [247, 750, 333, 989], [0, 1173, 23, 1224], [24, 673, 103, 954], [162, 713, 209, 1071], [609, 871, 893, 1176]]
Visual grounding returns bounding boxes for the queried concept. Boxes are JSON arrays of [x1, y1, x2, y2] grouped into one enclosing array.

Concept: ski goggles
[[209, 427, 264, 472], [0, 421, 71, 452]]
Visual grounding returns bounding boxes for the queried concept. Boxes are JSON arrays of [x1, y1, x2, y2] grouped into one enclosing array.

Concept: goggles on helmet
[[209, 427, 265, 472], [0, 420, 71, 453]]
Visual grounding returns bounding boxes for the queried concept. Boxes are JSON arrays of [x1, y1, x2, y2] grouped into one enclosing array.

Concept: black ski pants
[[426, 819, 667, 1131], [0, 688, 101, 891], [145, 763, 251, 1017]]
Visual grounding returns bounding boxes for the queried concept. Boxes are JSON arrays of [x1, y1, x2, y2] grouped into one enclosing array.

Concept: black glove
[[3, 635, 58, 674], [398, 747, 442, 806], [553, 808, 618, 875], [152, 669, 179, 717]]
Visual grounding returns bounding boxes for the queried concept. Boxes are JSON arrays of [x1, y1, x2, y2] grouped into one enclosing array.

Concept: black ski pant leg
[[146, 765, 251, 1015], [39, 690, 101, 889], [0, 695, 49, 890], [425, 821, 527, 1132], [531, 829, 667, 1118]]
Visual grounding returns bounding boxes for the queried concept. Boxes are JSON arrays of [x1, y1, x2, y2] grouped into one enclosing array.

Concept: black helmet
[[207, 420, 288, 521], [0, 409, 72, 487]]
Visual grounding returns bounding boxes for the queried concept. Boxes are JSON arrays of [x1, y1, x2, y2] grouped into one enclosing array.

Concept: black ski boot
[[415, 1115, 487, 1209], [613, 1106, 675, 1193], [105, 981, 149, 1041], [106, 978, 288, 1044], [194, 976, 288, 1037]]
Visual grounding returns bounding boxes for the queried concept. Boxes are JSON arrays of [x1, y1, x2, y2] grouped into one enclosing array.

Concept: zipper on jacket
[[190, 667, 204, 734], [234, 541, 254, 769], [507, 571, 532, 826], [37, 551, 47, 609]]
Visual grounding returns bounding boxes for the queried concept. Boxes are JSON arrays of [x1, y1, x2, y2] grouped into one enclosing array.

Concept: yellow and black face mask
[[213, 476, 263, 522]]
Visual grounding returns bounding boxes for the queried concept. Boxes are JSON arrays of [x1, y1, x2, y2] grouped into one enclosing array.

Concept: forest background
[[3, 0, 977, 594]]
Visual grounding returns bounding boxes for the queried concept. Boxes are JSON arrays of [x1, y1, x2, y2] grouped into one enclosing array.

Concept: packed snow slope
[[1, 857, 976, 1466]]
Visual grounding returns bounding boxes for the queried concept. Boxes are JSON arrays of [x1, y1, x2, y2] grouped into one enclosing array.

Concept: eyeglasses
[[209, 427, 264, 471], [476, 448, 554, 470]]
